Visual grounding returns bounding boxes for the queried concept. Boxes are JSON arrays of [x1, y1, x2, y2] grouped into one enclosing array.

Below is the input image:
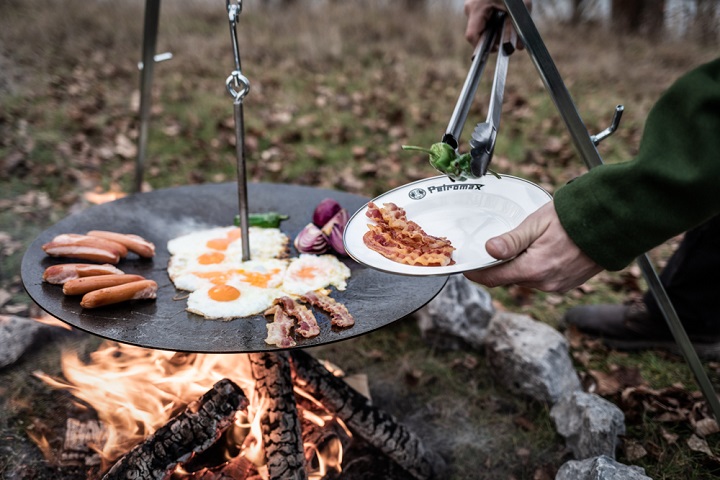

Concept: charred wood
[[102, 379, 248, 480], [248, 352, 307, 480], [185, 455, 260, 480], [289, 350, 444, 480]]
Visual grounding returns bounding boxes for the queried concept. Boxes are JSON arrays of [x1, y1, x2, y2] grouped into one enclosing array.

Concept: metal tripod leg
[[502, 0, 720, 421], [135, 0, 161, 193]]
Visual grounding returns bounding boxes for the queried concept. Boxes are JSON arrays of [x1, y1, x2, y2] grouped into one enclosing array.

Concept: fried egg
[[167, 226, 351, 320], [281, 254, 351, 296], [187, 279, 284, 320], [171, 259, 288, 292], [167, 226, 289, 261]]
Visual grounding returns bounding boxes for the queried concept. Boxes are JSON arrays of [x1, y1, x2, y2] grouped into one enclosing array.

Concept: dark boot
[[563, 302, 720, 358]]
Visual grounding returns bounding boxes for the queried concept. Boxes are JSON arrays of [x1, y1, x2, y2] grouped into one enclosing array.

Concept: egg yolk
[[239, 269, 280, 288], [194, 271, 234, 285], [208, 284, 241, 302], [206, 228, 243, 251], [198, 252, 225, 265], [295, 265, 319, 280]]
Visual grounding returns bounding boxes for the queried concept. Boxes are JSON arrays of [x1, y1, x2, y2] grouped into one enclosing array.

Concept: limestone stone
[[484, 312, 582, 404], [551, 391, 626, 459], [0, 315, 44, 368], [555, 455, 652, 480], [416, 275, 494, 350]]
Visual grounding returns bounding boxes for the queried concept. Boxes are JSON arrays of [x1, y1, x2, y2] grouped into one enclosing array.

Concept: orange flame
[[33, 341, 346, 477]]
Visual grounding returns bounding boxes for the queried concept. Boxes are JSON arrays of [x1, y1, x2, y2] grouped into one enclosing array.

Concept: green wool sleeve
[[554, 58, 720, 271]]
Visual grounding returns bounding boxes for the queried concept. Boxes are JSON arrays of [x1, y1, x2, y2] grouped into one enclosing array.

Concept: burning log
[[289, 350, 445, 480], [188, 455, 260, 480], [248, 352, 307, 480], [102, 379, 249, 480]]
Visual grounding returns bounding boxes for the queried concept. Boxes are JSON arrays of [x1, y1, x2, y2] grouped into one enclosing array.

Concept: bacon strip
[[264, 305, 297, 348], [273, 296, 320, 338], [363, 202, 455, 267], [300, 291, 354, 328]]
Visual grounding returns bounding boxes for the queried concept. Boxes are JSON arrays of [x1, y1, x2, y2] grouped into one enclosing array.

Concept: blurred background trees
[[552, 0, 718, 43]]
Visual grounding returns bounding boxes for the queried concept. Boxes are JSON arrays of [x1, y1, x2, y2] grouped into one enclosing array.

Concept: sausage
[[86, 231, 155, 258], [80, 280, 158, 309], [43, 263, 125, 284], [51, 234, 128, 258], [42, 243, 120, 264], [63, 274, 146, 296]]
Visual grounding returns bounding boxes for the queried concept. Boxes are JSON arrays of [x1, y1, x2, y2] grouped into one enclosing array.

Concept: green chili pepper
[[234, 212, 289, 228], [402, 143, 502, 181], [402, 143, 457, 173]]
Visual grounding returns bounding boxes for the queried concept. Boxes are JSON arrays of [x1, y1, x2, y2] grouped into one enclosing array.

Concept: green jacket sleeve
[[554, 57, 720, 271]]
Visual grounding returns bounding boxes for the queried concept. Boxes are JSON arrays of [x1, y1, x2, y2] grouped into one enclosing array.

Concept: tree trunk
[[695, 0, 719, 45], [611, 0, 665, 36]]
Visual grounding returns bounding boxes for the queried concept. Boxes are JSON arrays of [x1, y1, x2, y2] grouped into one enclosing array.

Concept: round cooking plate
[[21, 183, 446, 353]]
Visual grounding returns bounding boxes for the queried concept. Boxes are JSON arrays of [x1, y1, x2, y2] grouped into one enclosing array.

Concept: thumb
[[485, 211, 546, 260]]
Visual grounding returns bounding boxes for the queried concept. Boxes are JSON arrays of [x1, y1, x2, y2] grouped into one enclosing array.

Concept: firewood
[[289, 350, 445, 480], [248, 352, 307, 480], [188, 455, 260, 479], [102, 379, 249, 480]]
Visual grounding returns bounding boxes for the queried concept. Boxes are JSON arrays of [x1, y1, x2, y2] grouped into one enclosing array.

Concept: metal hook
[[227, 0, 243, 73], [591, 105, 624, 146]]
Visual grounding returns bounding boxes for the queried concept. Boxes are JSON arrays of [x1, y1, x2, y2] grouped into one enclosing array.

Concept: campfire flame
[[33, 340, 347, 478]]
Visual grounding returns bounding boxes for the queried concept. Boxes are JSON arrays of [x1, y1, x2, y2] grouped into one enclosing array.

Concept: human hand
[[463, 201, 603, 293], [463, 0, 532, 49]]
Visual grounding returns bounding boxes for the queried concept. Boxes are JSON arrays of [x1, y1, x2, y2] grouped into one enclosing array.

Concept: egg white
[[171, 258, 288, 292], [281, 254, 351, 296], [186, 279, 283, 320], [167, 226, 288, 260]]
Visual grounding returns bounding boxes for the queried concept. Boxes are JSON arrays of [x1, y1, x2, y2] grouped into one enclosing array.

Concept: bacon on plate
[[363, 202, 455, 266]]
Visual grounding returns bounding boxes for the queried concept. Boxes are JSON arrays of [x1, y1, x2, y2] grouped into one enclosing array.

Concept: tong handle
[[442, 10, 506, 150]]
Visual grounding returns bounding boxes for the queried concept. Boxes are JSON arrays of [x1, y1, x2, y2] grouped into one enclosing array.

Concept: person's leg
[[643, 214, 720, 336], [564, 215, 720, 344]]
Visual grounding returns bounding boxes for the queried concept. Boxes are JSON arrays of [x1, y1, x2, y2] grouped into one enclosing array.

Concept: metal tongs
[[441, 10, 517, 179]]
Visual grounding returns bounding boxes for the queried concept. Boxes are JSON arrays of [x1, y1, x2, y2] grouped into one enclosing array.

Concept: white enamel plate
[[344, 175, 552, 276]]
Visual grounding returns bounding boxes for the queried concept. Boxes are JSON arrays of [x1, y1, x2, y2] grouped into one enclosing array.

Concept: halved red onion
[[328, 221, 347, 256], [312, 198, 342, 228], [294, 223, 329, 254], [321, 208, 349, 237]]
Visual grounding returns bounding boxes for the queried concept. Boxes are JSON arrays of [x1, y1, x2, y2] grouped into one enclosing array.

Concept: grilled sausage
[[63, 274, 146, 296], [86, 231, 155, 258], [80, 279, 158, 309], [43, 264, 125, 284], [42, 243, 120, 264], [51, 234, 128, 258]]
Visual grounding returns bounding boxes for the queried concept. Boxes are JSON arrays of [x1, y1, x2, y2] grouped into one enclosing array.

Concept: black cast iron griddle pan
[[21, 182, 447, 353]]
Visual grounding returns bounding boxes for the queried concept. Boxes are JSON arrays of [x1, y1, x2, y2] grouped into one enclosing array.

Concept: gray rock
[[484, 312, 582, 404], [555, 455, 652, 480], [416, 275, 494, 350], [551, 391, 626, 459], [0, 315, 44, 368]]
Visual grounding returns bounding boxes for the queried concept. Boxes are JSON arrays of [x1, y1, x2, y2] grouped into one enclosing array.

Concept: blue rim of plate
[[343, 174, 552, 277]]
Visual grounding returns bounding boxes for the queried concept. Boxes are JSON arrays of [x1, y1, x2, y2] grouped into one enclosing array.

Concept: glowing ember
[[32, 314, 73, 330], [32, 341, 348, 477], [83, 190, 127, 205]]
